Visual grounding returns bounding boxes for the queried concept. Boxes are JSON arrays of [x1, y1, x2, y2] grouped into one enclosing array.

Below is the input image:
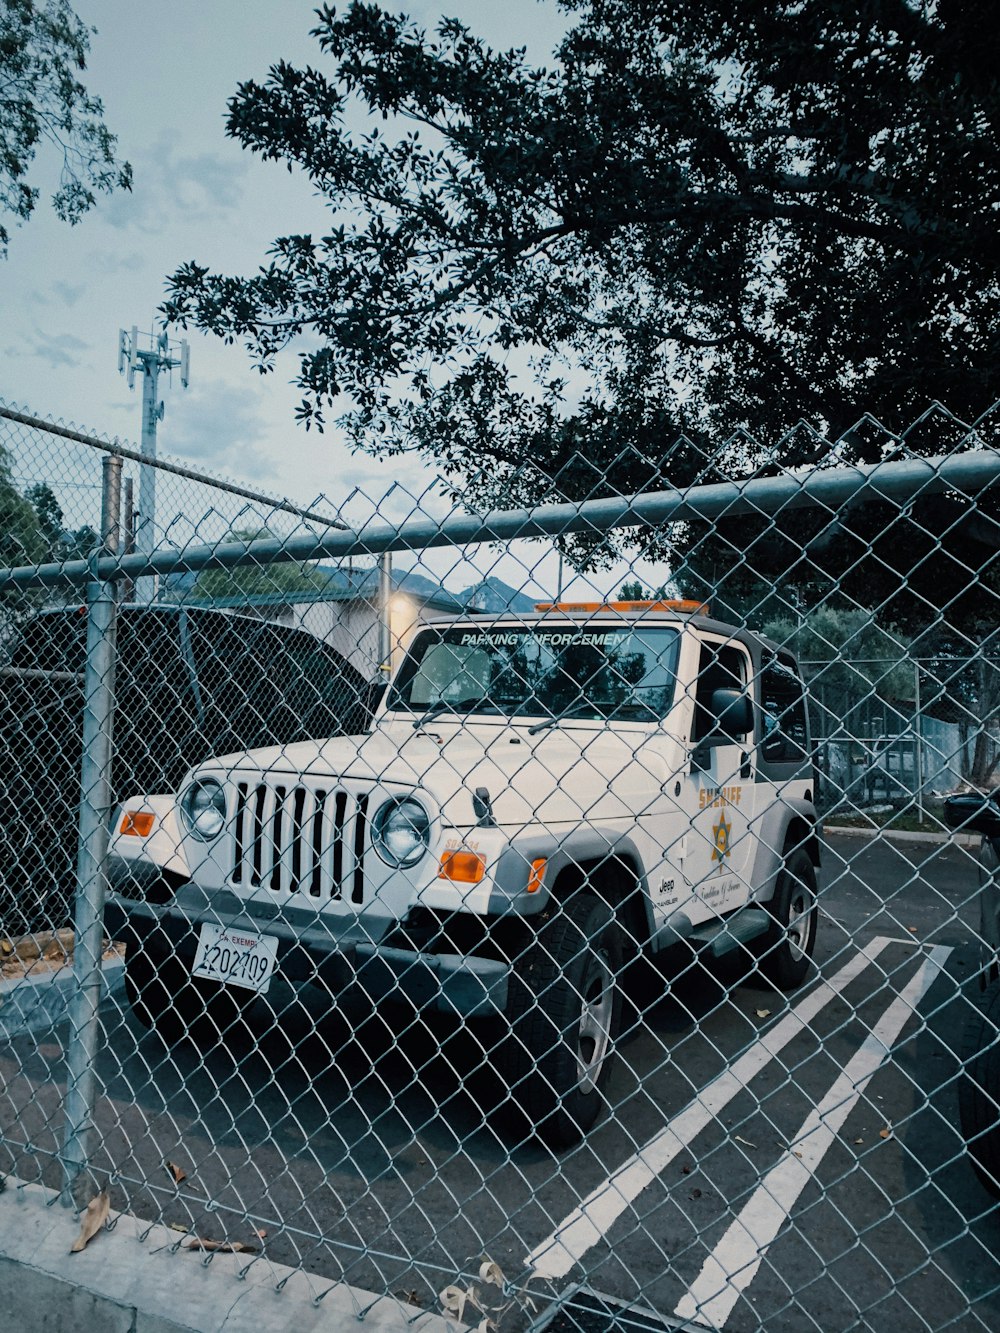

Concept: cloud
[[102, 140, 248, 235], [51, 281, 87, 307], [159, 380, 272, 478], [12, 331, 93, 370], [89, 248, 147, 275]]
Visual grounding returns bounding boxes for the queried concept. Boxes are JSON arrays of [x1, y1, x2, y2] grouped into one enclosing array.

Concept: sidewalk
[[0, 955, 125, 1042], [0, 1176, 450, 1333]]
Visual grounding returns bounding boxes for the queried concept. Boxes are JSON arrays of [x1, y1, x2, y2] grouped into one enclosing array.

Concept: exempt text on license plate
[[191, 923, 278, 994]]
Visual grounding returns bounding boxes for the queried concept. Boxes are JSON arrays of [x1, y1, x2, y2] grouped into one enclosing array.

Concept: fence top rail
[[0, 405, 349, 533], [0, 446, 998, 592]]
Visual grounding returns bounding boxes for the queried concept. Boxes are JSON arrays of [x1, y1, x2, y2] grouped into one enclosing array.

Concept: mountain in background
[[166, 562, 542, 615], [458, 577, 539, 614]]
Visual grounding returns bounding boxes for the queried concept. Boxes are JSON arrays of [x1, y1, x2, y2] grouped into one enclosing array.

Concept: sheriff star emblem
[[712, 813, 732, 862]]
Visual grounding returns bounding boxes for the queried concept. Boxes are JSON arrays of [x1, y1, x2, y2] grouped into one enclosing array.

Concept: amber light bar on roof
[[534, 599, 710, 614]]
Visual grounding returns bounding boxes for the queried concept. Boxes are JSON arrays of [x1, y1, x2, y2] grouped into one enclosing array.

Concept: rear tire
[[759, 849, 817, 990], [501, 893, 622, 1146], [959, 978, 1000, 1198]]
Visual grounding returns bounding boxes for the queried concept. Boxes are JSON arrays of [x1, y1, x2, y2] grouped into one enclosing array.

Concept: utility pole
[[378, 550, 393, 677], [118, 327, 189, 602]]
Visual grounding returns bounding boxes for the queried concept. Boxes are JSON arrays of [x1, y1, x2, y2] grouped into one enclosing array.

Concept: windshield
[[388, 624, 680, 724]]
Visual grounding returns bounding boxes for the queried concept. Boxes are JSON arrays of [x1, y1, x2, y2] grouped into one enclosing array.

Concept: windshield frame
[[385, 620, 682, 727]]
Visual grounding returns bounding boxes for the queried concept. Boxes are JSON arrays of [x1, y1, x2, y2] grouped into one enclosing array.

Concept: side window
[[241, 625, 296, 725], [117, 613, 195, 715], [284, 636, 374, 734], [115, 611, 199, 792], [760, 654, 808, 763], [692, 641, 750, 742], [188, 612, 257, 719]]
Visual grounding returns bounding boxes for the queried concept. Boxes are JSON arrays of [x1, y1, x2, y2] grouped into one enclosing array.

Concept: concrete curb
[[824, 824, 978, 848], [0, 957, 126, 1041], [0, 1176, 451, 1333]]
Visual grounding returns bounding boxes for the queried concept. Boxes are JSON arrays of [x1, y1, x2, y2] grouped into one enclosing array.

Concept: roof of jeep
[[420, 607, 789, 659]]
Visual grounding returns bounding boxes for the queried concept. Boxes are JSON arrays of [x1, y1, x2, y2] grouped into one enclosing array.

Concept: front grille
[[231, 781, 369, 902]]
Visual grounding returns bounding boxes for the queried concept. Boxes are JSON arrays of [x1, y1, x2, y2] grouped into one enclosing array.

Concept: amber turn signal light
[[438, 850, 486, 883], [527, 858, 547, 893], [119, 811, 155, 837]]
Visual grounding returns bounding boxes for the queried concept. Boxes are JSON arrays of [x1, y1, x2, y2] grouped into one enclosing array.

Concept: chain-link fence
[[2, 401, 1000, 1331]]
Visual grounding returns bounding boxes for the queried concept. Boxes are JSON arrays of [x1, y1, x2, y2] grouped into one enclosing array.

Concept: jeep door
[[676, 636, 758, 925]]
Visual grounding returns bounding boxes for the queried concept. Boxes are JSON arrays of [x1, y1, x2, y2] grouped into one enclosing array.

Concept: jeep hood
[[199, 723, 678, 828]]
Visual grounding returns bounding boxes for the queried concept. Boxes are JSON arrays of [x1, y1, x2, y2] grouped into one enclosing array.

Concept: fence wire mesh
[[1, 401, 1000, 1331]]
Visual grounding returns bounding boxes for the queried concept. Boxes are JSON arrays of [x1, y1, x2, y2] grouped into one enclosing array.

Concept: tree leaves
[[0, 0, 131, 256], [162, 0, 1000, 573]]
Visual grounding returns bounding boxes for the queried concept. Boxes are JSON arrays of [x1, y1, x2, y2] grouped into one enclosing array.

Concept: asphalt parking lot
[[2, 831, 999, 1331]]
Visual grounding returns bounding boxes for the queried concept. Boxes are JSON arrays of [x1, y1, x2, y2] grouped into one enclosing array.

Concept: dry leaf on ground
[[879, 1125, 893, 1140], [164, 1160, 187, 1186], [439, 1284, 469, 1323], [186, 1237, 257, 1254], [479, 1260, 504, 1288], [70, 1190, 110, 1253], [734, 1134, 758, 1149], [756, 1008, 771, 1019]]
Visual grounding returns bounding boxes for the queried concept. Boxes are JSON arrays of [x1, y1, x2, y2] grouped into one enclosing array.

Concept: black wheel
[[959, 978, 1000, 1198], [501, 893, 622, 1146], [759, 848, 818, 990], [124, 940, 255, 1044]]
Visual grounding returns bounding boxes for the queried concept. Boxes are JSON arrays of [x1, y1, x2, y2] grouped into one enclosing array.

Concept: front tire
[[501, 893, 622, 1146], [759, 848, 818, 990], [959, 978, 1000, 1198]]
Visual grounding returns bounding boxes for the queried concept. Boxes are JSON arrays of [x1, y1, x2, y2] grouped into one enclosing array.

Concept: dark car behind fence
[[0, 604, 378, 935]]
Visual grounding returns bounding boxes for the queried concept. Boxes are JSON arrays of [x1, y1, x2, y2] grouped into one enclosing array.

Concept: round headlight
[[372, 797, 431, 867], [180, 778, 227, 842]]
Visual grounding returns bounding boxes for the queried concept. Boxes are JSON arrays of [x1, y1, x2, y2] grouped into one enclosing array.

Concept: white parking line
[[673, 944, 951, 1329], [527, 937, 895, 1281]]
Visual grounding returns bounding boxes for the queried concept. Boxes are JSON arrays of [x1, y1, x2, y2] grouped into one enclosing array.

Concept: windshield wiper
[[527, 702, 594, 735], [411, 699, 449, 730]]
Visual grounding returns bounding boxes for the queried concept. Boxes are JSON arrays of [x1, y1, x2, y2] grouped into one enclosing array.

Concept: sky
[[0, 0, 662, 600]]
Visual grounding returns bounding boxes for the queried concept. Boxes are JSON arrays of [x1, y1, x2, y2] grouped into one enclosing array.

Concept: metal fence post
[[60, 455, 122, 1207]]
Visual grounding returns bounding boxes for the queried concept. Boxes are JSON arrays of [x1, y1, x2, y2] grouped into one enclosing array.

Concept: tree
[[0, 446, 46, 629], [186, 528, 332, 605], [162, 2, 999, 625], [0, 0, 131, 256], [759, 605, 914, 705], [0, 449, 44, 569], [164, 2, 998, 467], [24, 481, 97, 563], [617, 580, 673, 602]]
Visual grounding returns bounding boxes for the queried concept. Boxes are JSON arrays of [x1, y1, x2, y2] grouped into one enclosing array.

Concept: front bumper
[[105, 893, 510, 1019]]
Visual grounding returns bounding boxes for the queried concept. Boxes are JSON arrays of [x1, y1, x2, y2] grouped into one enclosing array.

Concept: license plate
[[191, 923, 278, 994]]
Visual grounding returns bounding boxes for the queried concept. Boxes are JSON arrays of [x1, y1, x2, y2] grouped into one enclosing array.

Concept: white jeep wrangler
[[107, 599, 820, 1145]]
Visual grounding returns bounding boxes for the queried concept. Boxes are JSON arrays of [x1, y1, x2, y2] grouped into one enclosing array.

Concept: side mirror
[[713, 688, 753, 740], [691, 688, 753, 770], [943, 793, 1000, 839]]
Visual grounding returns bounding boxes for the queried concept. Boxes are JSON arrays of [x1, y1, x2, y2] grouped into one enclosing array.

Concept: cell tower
[[118, 327, 190, 602]]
